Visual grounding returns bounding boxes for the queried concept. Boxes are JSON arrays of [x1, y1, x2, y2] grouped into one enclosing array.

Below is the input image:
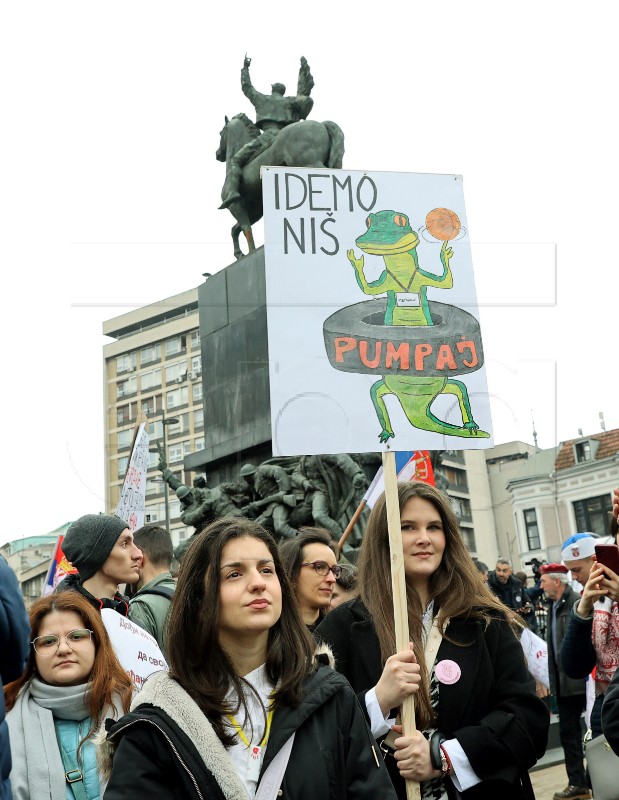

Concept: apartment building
[[102, 288, 205, 549]]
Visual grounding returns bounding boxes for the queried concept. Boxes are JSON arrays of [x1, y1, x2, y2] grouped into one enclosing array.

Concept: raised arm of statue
[[296, 56, 314, 97], [241, 55, 265, 109]]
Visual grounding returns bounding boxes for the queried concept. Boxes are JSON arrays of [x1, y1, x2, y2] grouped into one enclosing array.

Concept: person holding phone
[[561, 534, 619, 738]]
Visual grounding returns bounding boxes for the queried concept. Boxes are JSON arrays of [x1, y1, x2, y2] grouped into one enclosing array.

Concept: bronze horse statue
[[216, 113, 345, 260]]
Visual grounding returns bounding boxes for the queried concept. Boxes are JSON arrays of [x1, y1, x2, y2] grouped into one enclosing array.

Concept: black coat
[[315, 598, 549, 800], [602, 663, 619, 754], [103, 663, 397, 800], [546, 585, 587, 697], [0, 557, 30, 800]]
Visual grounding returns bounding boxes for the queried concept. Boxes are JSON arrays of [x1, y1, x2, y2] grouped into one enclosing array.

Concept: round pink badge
[[435, 660, 461, 685]]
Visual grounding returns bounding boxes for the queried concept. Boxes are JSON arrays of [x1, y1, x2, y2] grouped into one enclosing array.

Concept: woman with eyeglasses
[[279, 528, 341, 631], [315, 483, 549, 800], [102, 517, 396, 800], [4, 591, 132, 800]]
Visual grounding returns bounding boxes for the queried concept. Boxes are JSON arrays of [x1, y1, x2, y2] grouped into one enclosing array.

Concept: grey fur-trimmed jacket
[[101, 659, 396, 800]]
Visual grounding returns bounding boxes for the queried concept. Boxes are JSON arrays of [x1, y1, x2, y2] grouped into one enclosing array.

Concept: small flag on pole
[[364, 451, 435, 509], [42, 535, 77, 596]]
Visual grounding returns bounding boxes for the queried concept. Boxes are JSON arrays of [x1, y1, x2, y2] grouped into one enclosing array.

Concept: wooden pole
[[337, 498, 366, 551], [382, 450, 421, 800]]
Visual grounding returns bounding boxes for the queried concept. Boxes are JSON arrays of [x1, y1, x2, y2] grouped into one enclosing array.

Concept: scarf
[[6, 678, 124, 800], [593, 599, 619, 688]]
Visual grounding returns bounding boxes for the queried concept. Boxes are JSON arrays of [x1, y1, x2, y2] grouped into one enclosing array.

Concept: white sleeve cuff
[[442, 738, 482, 792], [364, 688, 395, 739]]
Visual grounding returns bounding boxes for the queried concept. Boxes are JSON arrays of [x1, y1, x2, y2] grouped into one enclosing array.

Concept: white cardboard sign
[[116, 422, 149, 532], [262, 168, 493, 456], [101, 609, 167, 690]]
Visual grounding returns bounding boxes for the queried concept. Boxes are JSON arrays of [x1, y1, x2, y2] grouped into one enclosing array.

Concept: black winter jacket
[[560, 602, 598, 679], [315, 598, 548, 800], [56, 573, 130, 616], [102, 664, 396, 800], [546, 585, 587, 697], [0, 557, 30, 800]]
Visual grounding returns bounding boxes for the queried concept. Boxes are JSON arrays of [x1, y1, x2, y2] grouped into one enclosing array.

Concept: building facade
[[103, 288, 205, 548], [507, 428, 619, 566]]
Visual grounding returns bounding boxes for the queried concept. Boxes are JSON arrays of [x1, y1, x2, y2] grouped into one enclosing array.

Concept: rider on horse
[[219, 55, 315, 209]]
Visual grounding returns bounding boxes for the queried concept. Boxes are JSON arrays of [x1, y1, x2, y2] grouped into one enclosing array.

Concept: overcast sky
[[1, 2, 616, 548]]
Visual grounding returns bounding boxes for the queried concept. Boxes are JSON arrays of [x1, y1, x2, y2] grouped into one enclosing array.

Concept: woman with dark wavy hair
[[316, 482, 549, 800], [4, 591, 132, 800], [103, 517, 396, 800]]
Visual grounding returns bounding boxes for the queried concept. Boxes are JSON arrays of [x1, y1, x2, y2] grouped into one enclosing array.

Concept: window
[[191, 330, 200, 349], [117, 456, 129, 478], [193, 409, 204, 429], [117, 377, 137, 398], [116, 353, 137, 374], [117, 404, 137, 425], [141, 394, 163, 416], [193, 382, 203, 402], [460, 527, 476, 552], [146, 479, 163, 495], [169, 499, 181, 520], [149, 420, 163, 439], [148, 451, 159, 468], [140, 343, 161, 366], [191, 355, 202, 373], [194, 437, 205, 451], [141, 369, 162, 391], [144, 507, 159, 523], [167, 386, 189, 408], [575, 441, 592, 463], [165, 335, 186, 357], [167, 413, 190, 435], [165, 360, 188, 383], [573, 494, 613, 536], [117, 429, 133, 449], [523, 508, 540, 550], [450, 496, 472, 521], [444, 466, 467, 489], [169, 445, 183, 464]]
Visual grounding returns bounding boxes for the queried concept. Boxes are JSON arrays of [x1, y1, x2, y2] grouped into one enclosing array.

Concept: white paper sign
[[101, 609, 168, 690], [116, 422, 149, 531], [520, 627, 549, 688], [262, 168, 493, 456]]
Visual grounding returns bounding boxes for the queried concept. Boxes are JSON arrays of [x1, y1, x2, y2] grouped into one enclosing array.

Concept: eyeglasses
[[31, 629, 93, 656], [301, 561, 343, 578]]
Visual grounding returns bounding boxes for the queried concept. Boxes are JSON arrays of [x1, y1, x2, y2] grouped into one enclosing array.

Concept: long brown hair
[[166, 517, 316, 745], [358, 481, 511, 729], [4, 592, 133, 741]]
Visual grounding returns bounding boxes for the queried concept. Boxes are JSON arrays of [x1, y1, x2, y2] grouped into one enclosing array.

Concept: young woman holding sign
[[103, 517, 396, 800], [315, 482, 549, 800], [4, 592, 132, 800]]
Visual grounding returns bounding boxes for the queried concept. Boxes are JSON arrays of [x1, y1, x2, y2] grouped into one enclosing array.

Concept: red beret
[[539, 563, 569, 575]]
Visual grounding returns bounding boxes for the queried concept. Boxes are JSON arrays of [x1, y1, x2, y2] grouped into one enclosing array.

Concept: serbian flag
[[42, 535, 77, 596], [365, 451, 435, 509]]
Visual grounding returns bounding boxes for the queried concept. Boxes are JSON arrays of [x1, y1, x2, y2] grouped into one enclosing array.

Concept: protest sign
[[116, 421, 149, 532], [101, 609, 167, 690], [262, 167, 493, 456], [520, 627, 549, 688]]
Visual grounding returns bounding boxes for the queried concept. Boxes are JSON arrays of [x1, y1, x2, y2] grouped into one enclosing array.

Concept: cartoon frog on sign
[[345, 209, 489, 442]]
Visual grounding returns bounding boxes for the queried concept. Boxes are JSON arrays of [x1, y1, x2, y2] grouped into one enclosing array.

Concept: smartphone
[[595, 544, 619, 574]]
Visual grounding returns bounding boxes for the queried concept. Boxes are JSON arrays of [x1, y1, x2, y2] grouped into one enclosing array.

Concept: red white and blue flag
[[42, 535, 78, 596], [364, 451, 435, 509]]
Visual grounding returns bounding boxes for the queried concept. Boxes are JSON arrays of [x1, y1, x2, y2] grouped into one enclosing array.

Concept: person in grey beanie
[[56, 514, 142, 616]]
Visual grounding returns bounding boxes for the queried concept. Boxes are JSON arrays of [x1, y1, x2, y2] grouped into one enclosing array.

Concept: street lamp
[[149, 409, 179, 532]]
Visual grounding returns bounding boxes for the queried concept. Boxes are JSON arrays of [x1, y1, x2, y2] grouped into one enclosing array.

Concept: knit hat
[[561, 533, 597, 562], [63, 514, 129, 580]]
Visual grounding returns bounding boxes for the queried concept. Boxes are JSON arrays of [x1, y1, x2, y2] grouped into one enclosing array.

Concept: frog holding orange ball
[[344, 209, 489, 442]]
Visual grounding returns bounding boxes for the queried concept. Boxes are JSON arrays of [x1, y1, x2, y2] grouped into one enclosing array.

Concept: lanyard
[[226, 702, 274, 749]]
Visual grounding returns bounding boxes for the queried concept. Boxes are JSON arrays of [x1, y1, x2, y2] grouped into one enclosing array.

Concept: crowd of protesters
[[2, 485, 619, 799]]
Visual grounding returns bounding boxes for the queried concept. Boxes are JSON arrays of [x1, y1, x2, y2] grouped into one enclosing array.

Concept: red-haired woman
[[4, 591, 132, 800]]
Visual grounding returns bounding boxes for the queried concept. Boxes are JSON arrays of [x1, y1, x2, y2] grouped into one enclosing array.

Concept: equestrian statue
[[216, 55, 345, 260]]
